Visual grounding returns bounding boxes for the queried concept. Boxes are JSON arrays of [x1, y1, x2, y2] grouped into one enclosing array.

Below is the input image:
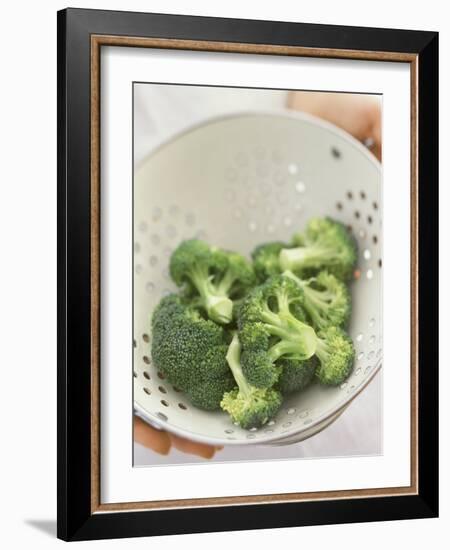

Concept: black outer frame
[[57, 7, 438, 542]]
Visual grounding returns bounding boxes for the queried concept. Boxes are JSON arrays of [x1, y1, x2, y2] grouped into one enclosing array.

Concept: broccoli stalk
[[280, 244, 335, 270], [184, 262, 234, 325], [255, 295, 317, 362], [170, 239, 255, 324], [221, 333, 282, 429], [239, 274, 354, 388], [278, 218, 357, 281], [283, 270, 351, 331]]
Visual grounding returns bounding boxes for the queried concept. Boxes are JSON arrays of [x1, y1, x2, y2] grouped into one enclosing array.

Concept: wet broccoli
[[276, 357, 317, 394], [238, 274, 355, 388], [238, 275, 317, 388], [284, 270, 351, 331], [279, 217, 357, 282], [251, 241, 289, 282], [151, 294, 235, 410], [169, 239, 255, 324], [220, 333, 282, 429]]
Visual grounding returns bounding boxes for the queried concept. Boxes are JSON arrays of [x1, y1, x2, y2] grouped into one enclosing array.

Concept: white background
[[0, 0, 446, 548]]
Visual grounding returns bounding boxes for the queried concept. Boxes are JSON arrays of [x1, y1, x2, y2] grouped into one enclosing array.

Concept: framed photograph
[[57, 8, 438, 541]]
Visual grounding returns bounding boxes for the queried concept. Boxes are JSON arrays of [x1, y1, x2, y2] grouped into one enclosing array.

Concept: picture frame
[[57, 7, 439, 541]]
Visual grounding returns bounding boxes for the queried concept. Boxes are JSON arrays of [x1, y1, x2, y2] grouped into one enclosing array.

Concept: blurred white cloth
[[133, 83, 382, 466]]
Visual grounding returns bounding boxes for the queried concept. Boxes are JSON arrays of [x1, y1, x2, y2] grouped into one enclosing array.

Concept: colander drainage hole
[[360, 191, 366, 200], [373, 235, 378, 244], [143, 387, 151, 395], [178, 403, 187, 410], [331, 147, 341, 159], [142, 333, 150, 343], [157, 371, 165, 380], [295, 181, 306, 193], [169, 205, 179, 217], [185, 212, 195, 226], [224, 429, 234, 434], [157, 412, 168, 422], [143, 372, 150, 380], [288, 163, 298, 175], [160, 400, 169, 407], [158, 386, 167, 394], [143, 356, 150, 365]]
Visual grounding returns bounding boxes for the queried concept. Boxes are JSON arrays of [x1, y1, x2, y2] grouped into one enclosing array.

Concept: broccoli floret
[[284, 270, 351, 331], [315, 326, 354, 385], [151, 294, 234, 410], [238, 274, 354, 389], [238, 275, 317, 388], [169, 239, 255, 324], [277, 357, 317, 394], [251, 241, 289, 282], [279, 218, 357, 281], [220, 333, 282, 429]]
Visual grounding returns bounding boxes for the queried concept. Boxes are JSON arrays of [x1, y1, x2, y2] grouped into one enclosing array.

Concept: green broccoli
[[315, 326, 354, 385], [279, 218, 357, 281], [169, 239, 255, 324], [238, 274, 355, 388], [151, 294, 235, 410], [284, 270, 351, 331], [251, 241, 289, 282], [238, 275, 317, 387], [220, 333, 282, 429], [276, 357, 317, 394]]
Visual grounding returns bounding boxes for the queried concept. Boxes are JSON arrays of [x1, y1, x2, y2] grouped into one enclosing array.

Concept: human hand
[[287, 91, 382, 161], [134, 415, 222, 459]]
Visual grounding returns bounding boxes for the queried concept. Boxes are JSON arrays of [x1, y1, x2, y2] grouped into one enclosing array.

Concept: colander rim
[[135, 108, 382, 174], [134, 361, 381, 446]]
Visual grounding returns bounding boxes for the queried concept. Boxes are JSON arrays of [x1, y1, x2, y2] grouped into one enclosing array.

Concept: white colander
[[133, 111, 382, 446]]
